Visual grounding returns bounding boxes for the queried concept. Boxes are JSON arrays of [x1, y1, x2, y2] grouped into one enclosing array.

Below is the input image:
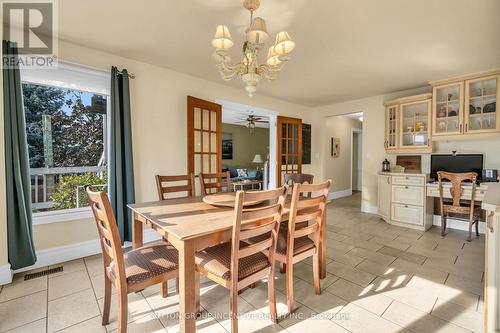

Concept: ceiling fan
[[236, 114, 269, 129]]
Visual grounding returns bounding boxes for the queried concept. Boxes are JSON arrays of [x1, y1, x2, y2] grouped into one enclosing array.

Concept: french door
[[187, 96, 222, 191], [277, 116, 302, 186]]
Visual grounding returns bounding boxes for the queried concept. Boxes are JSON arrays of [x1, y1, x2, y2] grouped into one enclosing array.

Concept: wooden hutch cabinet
[[430, 70, 500, 139], [383, 93, 432, 154]]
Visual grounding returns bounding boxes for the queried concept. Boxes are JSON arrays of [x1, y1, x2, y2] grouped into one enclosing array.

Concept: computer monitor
[[430, 154, 483, 182]]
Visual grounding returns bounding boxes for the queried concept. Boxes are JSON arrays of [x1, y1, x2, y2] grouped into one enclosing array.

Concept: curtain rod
[[50, 60, 136, 79], [116, 69, 136, 79]]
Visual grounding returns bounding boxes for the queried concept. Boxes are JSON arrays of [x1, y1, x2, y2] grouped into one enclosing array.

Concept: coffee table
[[232, 180, 263, 191]]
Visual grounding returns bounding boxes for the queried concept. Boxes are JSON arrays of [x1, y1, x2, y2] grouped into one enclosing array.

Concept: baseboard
[[432, 215, 486, 234], [12, 228, 162, 275], [0, 264, 13, 285], [361, 202, 378, 214], [328, 189, 352, 200]]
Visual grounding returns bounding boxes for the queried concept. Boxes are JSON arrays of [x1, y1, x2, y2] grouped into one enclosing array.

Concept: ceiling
[[345, 112, 364, 122], [38, 0, 500, 105]]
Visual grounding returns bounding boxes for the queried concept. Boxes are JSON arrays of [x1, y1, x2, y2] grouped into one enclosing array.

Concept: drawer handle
[[404, 205, 408, 208], [405, 186, 408, 189], [405, 177, 409, 180]]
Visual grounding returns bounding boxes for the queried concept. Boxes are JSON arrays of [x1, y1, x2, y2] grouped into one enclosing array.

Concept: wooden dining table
[[128, 193, 328, 333]]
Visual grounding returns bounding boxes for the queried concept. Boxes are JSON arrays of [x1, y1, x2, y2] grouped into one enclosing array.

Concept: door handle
[[465, 123, 468, 132], [459, 124, 463, 133]]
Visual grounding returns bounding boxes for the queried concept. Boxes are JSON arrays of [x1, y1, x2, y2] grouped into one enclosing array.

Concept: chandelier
[[211, 0, 295, 97]]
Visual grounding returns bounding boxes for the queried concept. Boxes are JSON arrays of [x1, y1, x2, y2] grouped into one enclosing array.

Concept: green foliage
[[50, 173, 107, 210], [22, 83, 105, 168], [22, 84, 66, 168]]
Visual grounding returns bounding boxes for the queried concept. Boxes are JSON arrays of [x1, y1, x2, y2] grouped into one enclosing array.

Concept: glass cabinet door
[[465, 75, 499, 133], [385, 105, 398, 149], [433, 83, 463, 136], [400, 100, 431, 148]]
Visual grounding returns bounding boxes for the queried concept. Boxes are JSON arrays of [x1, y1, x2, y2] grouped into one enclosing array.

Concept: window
[[20, 63, 110, 218]]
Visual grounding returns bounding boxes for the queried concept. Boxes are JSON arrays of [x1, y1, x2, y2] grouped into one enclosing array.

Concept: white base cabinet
[[377, 172, 433, 231]]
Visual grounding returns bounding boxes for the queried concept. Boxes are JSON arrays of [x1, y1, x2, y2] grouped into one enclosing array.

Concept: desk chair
[[437, 171, 481, 241]]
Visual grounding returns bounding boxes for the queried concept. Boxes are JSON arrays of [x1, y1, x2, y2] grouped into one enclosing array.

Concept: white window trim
[[32, 207, 94, 225]]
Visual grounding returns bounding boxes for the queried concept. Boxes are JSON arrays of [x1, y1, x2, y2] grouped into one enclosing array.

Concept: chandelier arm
[[257, 62, 285, 75], [219, 70, 239, 81], [217, 56, 247, 75]]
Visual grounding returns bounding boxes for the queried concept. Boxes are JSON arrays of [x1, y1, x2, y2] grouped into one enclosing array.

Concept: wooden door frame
[[277, 116, 303, 186], [350, 128, 363, 192], [187, 96, 222, 176]]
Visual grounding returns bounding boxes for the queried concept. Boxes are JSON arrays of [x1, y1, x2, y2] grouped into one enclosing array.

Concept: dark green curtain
[[2, 40, 37, 269], [109, 66, 135, 242]]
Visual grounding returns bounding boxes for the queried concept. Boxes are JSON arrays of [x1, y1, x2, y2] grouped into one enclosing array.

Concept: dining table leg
[[132, 212, 143, 249], [178, 239, 197, 333]]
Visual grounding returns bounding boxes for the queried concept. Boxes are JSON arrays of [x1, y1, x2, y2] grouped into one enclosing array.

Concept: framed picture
[[222, 132, 233, 160], [331, 137, 340, 157]]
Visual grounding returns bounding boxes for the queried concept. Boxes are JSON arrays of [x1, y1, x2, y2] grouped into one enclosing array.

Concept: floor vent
[[24, 266, 63, 280]]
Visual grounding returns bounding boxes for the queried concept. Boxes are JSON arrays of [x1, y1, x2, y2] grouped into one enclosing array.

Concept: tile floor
[[0, 192, 485, 332]]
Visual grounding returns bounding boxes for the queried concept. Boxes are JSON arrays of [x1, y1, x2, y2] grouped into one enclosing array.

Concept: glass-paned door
[[187, 96, 221, 194], [433, 82, 464, 136], [385, 105, 398, 150], [400, 100, 431, 148], [465, 75, 499, 133], [277, 116, 302, 186]]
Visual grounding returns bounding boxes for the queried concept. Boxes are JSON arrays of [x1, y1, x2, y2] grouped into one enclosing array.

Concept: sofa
[[223, 167, 263, 183]]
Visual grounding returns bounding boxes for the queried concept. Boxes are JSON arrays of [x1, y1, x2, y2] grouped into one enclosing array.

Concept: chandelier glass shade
[[211, 0, 295, 97]]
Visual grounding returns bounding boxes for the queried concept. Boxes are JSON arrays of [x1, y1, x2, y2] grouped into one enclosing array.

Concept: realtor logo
[[2, 0, 58, 68]]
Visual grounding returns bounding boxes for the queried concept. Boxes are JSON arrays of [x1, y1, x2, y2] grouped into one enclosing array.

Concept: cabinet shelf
[[469, 94, 497, 100], [436, 99, 460, 104]]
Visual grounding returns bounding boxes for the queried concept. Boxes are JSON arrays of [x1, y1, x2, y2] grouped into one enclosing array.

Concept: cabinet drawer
[[392, 185, 424, 206], [391, 203, 423, 226], [392, 175, 425, 187]]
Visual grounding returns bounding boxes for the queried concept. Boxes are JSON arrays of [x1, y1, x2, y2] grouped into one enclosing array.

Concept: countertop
[[482, 183, 500, 212], [377, 171, 427, 176]]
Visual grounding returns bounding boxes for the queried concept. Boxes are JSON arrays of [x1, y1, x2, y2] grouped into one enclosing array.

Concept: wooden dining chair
[[437, 171, 480, 241], [156, 173, 196, 199], [199, 171, 231, 195], [283, 173, 314, 185], [195, 187, 287, 333], [278, 173, 317, 274], [276, 180, 331, 312], [86, 187, 179, 333], [155, 173, 195, 294], [284, 173, 314, 197]]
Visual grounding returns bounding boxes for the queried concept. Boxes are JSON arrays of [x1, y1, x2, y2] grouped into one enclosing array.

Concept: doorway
[[324, 112, 363, 207], [352, 128, 362, 192], [217, 99, 278, 189]]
